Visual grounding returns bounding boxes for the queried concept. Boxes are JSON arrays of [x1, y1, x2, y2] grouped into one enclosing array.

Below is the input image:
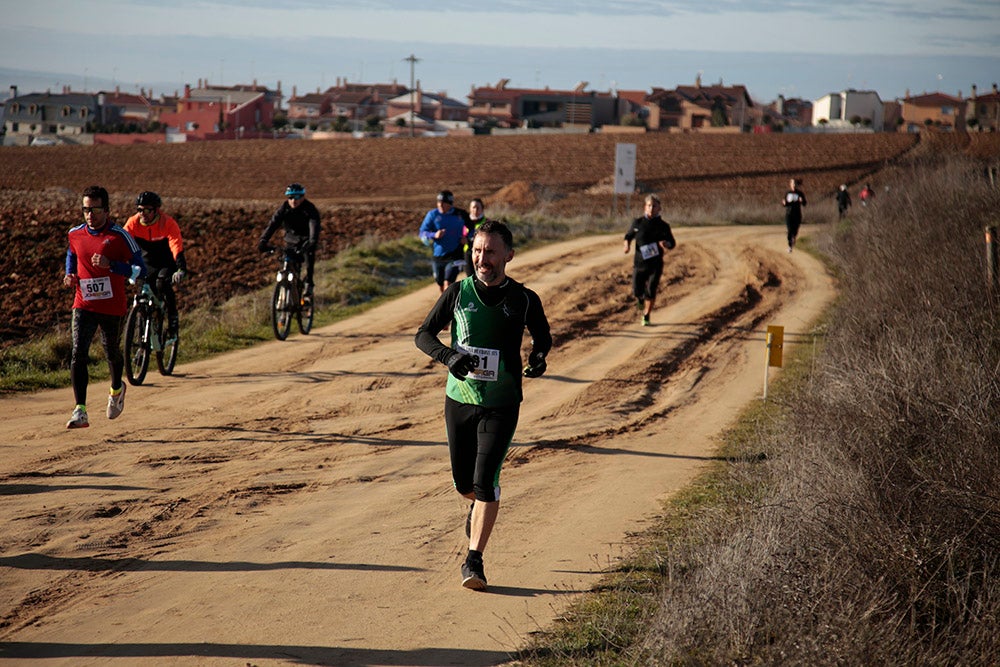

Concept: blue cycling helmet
[[284, 183, 306, 198]]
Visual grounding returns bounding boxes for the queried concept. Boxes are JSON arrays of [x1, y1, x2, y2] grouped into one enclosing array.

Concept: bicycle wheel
[[124, 304, 150, 385], [272, 280, 293, 340], [155, 309, 179, 375], [297, 282, 314, 335]]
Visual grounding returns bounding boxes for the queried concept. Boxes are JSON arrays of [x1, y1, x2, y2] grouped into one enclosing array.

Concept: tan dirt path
[[0, 225, 834, 666]]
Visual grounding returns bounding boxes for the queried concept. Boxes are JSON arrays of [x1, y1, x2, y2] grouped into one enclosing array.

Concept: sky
[[2, 0, 999, 104]]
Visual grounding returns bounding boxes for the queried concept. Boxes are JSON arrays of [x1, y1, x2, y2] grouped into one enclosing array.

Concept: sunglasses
[[81, 206, 105, 213], [287, 195, 303, 200], [136, 206, 155, 213]]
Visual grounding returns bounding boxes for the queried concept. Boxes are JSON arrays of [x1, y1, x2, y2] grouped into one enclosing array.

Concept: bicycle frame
[[132, 282, 167, 351], [270, 248, 313, 340], [276, 250, 304, 293]]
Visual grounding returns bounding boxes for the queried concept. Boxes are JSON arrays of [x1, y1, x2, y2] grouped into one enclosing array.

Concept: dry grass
[[638, 153, 1000, 664]]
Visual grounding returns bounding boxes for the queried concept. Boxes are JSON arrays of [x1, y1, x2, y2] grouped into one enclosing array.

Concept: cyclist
[[123, 191, 188, 339], [257, 183, 321, 295]]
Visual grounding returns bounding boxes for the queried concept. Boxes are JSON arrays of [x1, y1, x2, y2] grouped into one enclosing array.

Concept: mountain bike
[[269, 247, 314, 340], [124, 279, 178, 385]]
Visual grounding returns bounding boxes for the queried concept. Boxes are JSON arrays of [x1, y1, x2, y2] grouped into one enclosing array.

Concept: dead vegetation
[[636, 153, 1000, 663]]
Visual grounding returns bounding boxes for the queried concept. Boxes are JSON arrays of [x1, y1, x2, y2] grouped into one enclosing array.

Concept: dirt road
[[0, 225, 834, 666]]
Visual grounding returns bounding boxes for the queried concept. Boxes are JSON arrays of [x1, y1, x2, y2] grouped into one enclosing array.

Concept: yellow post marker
[[763, 325, 784, 400], [767, 325, 784, 368]]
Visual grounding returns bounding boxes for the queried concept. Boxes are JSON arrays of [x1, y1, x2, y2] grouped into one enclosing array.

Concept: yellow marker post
[[767, 325, 784, 368], [763, 325, 784, 400]]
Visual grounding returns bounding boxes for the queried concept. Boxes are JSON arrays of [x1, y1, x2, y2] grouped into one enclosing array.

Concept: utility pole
[[404, 53, 419, 137]]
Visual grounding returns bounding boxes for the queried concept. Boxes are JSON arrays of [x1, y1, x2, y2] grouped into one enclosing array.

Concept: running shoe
[[465, 502, 474, 538], [642, 314, 650, 326], [461, 558, 487, 591], [107, 384, 127, 420], [66, 406, 89, 429]]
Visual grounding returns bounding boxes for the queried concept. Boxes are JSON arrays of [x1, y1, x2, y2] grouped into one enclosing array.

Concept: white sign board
[[614, 143, 636, 194]]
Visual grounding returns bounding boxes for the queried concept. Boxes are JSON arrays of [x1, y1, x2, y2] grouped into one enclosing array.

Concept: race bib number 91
[[80, 276, 113, 301], [457, 344, 500, 382]]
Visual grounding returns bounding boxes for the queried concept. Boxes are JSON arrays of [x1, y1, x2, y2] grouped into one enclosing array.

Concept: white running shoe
[[107, 384, 127, 420], [66, 407, 89, 429]]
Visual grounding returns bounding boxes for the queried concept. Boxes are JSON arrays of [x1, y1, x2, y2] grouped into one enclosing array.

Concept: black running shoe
[[461, 558, 487, 591], [465, 502, 474, 538]]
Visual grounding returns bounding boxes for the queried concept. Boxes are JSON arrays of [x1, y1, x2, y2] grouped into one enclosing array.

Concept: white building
[[812, 90, 884, 130]]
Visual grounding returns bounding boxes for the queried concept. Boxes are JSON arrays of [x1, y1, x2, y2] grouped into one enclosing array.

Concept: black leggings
[[148, 267, 177, 323], [444, 397, 519, 502], [70, 308, 125, 406], [786, 218, 801, 246]]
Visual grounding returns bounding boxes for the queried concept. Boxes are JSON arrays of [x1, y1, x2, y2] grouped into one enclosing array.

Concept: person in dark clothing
[[623, 194, 677, 326], [463, 197, 487, 277], [257, 183, 321, 294], [415, 220, 552, 591], [782, 178, 807, 252], [836, 184, 852, 220]]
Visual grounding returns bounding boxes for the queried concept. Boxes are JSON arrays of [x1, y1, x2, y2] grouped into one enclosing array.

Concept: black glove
[[446, 351, 476, 381], [523, 351, 547, 378], [258, 240, 274, 254]]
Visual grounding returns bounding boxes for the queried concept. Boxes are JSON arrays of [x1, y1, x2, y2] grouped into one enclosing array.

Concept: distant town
[[2, 73, 998, 146]]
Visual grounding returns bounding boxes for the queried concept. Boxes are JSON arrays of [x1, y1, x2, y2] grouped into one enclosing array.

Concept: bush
[[642, 154, 1000, 664]]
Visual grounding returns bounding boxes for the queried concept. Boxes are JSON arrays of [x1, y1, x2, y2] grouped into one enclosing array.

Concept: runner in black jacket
[[782, 178, 807, 252], [624, 194, 676, 326]]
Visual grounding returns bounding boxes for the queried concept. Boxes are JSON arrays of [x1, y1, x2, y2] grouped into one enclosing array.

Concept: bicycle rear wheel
[[124, 305, 150, 385], [298, 284, 314, 335], [155, 309, 179, 375], [272, 281, 293, 340]]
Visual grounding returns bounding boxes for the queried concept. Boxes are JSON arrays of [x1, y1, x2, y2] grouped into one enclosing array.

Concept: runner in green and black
[[415, 220, 552, 591]]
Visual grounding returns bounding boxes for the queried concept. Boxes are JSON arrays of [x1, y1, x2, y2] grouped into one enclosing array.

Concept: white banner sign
[[614, 143, 636, 194]]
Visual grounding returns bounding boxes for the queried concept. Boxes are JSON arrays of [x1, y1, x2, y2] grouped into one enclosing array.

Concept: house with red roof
[[467, 79, 618, 130], [899, 90, 965, 131], [644, 76, 754, 131], [158, 81, 276, 140]]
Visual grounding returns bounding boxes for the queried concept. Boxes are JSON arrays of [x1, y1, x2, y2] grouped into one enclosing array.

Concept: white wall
[[812, 91, 884, 130]]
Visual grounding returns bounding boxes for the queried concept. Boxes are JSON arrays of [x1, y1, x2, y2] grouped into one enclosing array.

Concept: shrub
[[642, 154, 1000, 664]]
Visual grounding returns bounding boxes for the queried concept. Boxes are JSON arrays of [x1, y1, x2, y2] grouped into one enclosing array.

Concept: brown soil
[[0, 132, 921, 346]]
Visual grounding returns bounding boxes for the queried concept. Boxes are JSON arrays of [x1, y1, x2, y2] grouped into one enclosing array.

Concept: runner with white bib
[[624, 194, 677, 326], [415, 220, 551, 591]]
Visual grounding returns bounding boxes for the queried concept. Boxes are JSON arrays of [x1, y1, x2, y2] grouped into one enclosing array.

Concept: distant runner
[[419, 190, 468, 292], [782, 178, 807, 252], [624, 194, 676, 326]]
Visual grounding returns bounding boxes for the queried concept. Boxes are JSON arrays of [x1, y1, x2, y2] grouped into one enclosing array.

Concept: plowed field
[[4, 130, 991, 346]]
